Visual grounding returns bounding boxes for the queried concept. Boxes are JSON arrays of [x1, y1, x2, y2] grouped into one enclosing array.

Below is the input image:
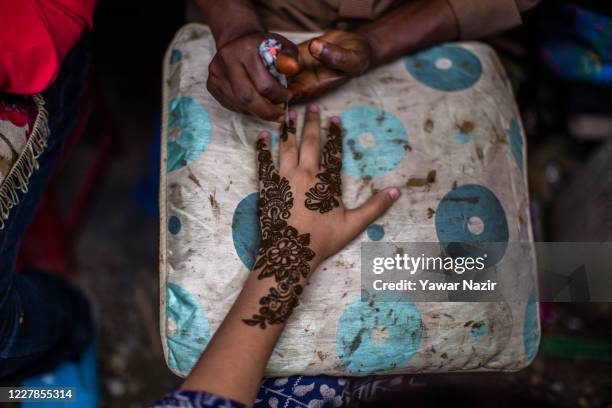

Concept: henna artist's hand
[[288, 31, 374, 103], [244, 105, 401, 328], [288, 0, 461, 103], [207, 32, 298, 121]]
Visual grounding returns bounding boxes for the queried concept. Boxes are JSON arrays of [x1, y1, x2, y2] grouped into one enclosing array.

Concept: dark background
[[28, 0, 612, 406]]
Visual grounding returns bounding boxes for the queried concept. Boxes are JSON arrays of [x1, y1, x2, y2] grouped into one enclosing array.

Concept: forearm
[[180, 260, 315, 404], [357, 0, 459, 67], [195, 0, 265, 48]]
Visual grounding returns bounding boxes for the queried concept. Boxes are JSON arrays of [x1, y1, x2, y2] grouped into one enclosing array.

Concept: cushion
[[159, 24, 540, 377]]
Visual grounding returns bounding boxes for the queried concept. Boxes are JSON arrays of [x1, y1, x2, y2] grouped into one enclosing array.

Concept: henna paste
[[279, 119, 296, 142], [243, 139, 315, 329], [304, 122, 343, 213]]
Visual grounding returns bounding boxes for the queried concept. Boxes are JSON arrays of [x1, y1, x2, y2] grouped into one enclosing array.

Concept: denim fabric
[[0, 37, 93, 380]]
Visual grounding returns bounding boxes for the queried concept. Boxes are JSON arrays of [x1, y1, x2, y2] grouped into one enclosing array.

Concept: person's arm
[[288, 0, 458, 102], [195, 0, 299, 122], [289, 0, 539, 102], [196, 0, 263, 48], [179, 106, 401, 405], [357, 0, 459, 67]]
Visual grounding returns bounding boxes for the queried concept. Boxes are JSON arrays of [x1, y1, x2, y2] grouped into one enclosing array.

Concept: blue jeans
[[0, 37, 93, 380]]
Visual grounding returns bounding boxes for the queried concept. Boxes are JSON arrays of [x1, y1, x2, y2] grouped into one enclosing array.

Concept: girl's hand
[[180, 106, 400, 404], [245, 105, 400, 328]]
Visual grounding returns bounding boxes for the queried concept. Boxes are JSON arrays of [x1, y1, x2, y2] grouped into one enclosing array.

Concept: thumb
[[276, 53, 300, 77], [343, 187, 401, 239], [309, 39, 366, 75]]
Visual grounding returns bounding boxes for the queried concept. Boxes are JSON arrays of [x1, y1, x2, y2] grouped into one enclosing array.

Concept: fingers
[[279, 110, 298, 173], [207, 71, 242, 113], [324, 116, 343, 171], [210, 55, 284, 121], [298, 105, 321, 172], [287, 68, 351, 104], [272, 34, 299, 60], [247, 59, 290, 104], [229, 63, 285, 121], [343, 187, 401, 238], [309, 39, 368, 75], [276, 53, 300, 77], [256, 131, 276, 186]]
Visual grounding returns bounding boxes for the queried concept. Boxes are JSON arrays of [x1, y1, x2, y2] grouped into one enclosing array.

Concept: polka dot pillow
[[160, 24, 540, 377]]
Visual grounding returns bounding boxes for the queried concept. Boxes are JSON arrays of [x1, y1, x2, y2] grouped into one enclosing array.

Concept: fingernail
[[310, 40, 323, 55], [387, 187, 400, 200], [330, 116, 341, 125], [260, 130, 270, 140], [308, 104, 319, 113], [289, 110, 297, 120]]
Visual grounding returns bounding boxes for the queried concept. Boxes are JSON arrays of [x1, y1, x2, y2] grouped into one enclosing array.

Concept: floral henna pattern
[[253, 225, 314, 282], [304, 122, 343, 213], [243, 139, 315, 329]]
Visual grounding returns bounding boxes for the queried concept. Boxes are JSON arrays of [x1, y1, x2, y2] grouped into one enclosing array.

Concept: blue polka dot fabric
[[337, 292, 422, 373], [166, 283, 211, 373], [340, 106, 409, 179], [160, 25, 538, 378], [366, 224, 385, 241], [405, 44, 482, 91], [166, 97, 212, 172]]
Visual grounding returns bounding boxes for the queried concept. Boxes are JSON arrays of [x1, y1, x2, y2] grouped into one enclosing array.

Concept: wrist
[[197, 0, 265, 48], [356, 0, 459, 66], [357, 28, 386, 68], [215, 24, 265, 49]]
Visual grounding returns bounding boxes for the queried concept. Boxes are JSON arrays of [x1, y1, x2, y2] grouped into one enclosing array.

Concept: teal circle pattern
[[336, 292, 422, 373], [435, 184, 509, 267], [166, 283, 211, 373], [508, 116, 524, 174], [523, 289, 540, 363], [170, 49, 182, 64], [469, 321, 487, 340], [340, 106, 409, 179], [232, 192, 261, 269], [367, 224, 385, 241], [405, 45, 482, 92], [455, 130, 471, 144], [167, 97, 212, 172], [168, 215, 181, 235]]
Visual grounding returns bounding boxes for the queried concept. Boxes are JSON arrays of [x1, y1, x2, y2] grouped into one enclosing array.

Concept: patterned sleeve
[[150, 390, 246, 408]]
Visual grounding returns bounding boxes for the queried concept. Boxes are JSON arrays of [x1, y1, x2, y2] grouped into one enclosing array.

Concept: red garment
[[0, 0, 95, 94]]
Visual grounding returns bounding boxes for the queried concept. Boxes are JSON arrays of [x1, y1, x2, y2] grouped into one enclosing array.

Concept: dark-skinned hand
[[207, 32, 299, 122], [288, 30, 374, 103]]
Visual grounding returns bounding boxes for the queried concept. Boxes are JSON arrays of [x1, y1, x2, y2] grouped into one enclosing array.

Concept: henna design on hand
[[243, 139, 316, 329], [279, 119, 296, 142], [304, 122, 343, 213]]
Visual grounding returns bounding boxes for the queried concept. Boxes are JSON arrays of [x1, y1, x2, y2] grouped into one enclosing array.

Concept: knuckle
[[208, 61, 219, 76], [237, 91, 254, 105], [304, 168, 317, 178], [332, 52, 346, 66], [206, 77, 216, 92], [258, 83, 275, 96]]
